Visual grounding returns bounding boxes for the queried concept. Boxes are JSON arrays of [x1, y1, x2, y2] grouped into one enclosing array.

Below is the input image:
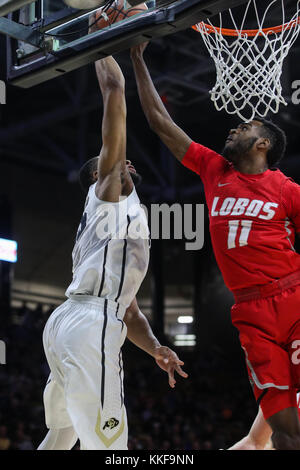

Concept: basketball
[[92, 1, 148, 31]]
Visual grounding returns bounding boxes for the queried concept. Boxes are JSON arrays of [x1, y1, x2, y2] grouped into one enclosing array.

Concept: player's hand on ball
[[154, 346, 188, 388]]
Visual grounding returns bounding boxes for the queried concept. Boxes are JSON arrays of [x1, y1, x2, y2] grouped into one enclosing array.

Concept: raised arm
[[130, 43, 192, 162], [94, 57, 131, 202], [123, 297, 188, 388]]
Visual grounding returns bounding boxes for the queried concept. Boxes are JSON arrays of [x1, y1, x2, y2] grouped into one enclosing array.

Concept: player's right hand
[[153, 346, 188, 388]]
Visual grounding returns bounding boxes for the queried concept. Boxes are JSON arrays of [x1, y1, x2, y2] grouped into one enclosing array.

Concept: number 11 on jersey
[[228, 220, 253, 249]]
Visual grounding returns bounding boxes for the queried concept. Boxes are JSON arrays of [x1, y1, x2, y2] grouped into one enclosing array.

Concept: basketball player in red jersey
[[131, 42, 300, 450]]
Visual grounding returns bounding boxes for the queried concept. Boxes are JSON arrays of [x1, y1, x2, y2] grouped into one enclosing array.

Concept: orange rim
[[192, 17, 300, 37]]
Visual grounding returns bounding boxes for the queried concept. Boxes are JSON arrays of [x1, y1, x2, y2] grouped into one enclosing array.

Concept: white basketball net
[[195, 0, 300, 121]]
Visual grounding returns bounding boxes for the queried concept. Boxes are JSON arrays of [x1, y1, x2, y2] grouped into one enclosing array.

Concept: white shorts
[[42, 295, 128, 450]]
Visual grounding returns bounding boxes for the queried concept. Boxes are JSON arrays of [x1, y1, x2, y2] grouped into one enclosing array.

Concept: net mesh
[[195, 0, 300, 121]]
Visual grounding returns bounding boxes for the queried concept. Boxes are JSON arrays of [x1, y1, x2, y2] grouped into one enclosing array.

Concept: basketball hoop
[[192, 0, 300, 121]]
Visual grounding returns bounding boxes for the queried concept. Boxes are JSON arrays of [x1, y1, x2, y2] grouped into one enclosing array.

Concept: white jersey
[[65, 183, 150, 308]]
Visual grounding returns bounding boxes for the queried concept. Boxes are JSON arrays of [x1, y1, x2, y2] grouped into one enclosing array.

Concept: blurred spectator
[[0, 425, 11, 450], [11, 422, 34, 450]]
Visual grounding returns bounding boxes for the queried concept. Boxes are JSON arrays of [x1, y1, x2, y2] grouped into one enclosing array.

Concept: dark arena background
[[0, 0, 300, 453]]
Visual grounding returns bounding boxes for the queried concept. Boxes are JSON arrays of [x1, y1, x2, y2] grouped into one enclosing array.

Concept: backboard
[[4, 0, 249, 88]]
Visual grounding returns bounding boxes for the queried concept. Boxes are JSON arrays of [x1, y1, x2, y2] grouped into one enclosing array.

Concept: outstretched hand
[[153, 346, 188, 388]]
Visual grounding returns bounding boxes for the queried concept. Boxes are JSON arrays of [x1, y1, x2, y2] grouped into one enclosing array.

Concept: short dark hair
[[254, 117, 287, 167], [78, 157, 99, 193], [78, 157, 142, 193]]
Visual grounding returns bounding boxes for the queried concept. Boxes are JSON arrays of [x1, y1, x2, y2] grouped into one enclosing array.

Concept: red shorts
[[231, 272, 300, 420]]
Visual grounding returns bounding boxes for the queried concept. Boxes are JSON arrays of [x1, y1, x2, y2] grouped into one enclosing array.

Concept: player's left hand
[[153, 346, 188, 388]]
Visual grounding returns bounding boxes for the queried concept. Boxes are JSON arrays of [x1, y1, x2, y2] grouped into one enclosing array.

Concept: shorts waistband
[[68, 294, 127, 319], [232, 270, 300, 303]]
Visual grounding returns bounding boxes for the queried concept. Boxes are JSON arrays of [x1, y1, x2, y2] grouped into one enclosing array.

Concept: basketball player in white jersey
[[37, 56, 187, 451]]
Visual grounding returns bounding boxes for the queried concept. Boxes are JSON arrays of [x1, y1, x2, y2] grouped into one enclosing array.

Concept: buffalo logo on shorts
[[103, 418, 119, 430]]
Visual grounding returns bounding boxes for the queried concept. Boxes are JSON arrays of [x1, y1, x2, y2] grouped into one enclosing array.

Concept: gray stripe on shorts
[[244, 347, 289, 390]]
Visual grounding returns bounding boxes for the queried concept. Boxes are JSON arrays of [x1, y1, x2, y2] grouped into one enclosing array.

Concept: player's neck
[[234, 154, 268, 175]]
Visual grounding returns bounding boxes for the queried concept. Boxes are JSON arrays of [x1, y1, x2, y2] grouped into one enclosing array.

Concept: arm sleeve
[[181, 141, 225, 185], [282, 178, 300, 234]]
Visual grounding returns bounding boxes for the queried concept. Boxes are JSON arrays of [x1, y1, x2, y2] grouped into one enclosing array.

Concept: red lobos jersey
[[182, 142, 300, 291]]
